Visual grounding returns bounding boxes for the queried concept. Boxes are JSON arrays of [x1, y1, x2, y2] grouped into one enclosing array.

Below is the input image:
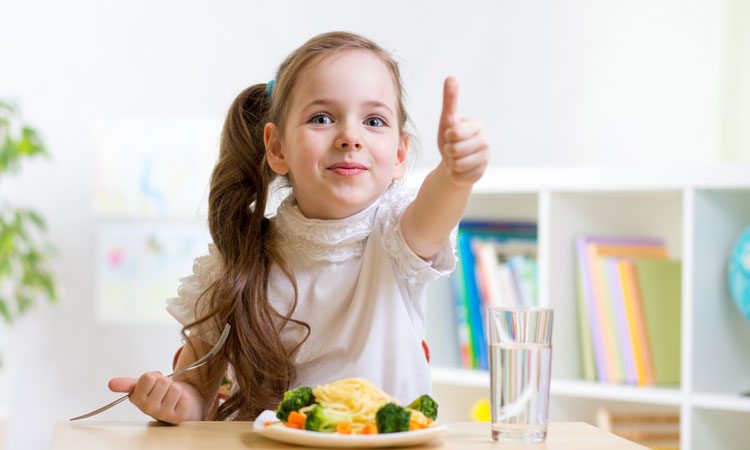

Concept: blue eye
[[365, 116, 386, 127], [310, 113, 332, 125]]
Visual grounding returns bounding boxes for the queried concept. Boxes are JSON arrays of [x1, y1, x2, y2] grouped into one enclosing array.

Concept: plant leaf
[[0, 297, 11, 323]]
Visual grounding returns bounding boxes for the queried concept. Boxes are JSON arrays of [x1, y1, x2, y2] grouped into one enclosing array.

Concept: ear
[[264, 122, 289, 175], [393, 134, 409, 180]]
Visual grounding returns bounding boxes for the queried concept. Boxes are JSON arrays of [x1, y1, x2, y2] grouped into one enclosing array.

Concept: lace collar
[[273, 194, 381, 262]]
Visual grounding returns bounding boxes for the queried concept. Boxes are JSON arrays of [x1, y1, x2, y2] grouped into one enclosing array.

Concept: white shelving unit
[[408, 165, 750, 450]]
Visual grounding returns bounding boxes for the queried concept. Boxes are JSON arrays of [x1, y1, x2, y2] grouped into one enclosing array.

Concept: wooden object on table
[[52, 420, 648, 450], [597, 408, 680, 450]]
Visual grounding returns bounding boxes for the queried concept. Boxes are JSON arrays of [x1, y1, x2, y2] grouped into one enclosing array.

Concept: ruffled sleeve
[[165, 244, 223, 327], [377, 184, 458, 287]]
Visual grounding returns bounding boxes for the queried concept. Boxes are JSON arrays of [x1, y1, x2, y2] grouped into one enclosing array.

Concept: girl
[[108, 31, 488, 423]]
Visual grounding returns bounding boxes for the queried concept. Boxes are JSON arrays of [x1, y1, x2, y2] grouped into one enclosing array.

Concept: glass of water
[[488, 307, 554, 443]]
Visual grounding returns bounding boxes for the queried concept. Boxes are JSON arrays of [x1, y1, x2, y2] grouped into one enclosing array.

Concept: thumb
[[439, 76, 460, 132], [108, 377, 137, 394]]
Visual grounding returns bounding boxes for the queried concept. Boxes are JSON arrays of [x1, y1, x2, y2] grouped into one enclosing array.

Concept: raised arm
[[400, 77, 489, 259]]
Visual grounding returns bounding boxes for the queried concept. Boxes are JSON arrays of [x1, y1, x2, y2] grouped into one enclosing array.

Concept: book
[[450, 242, 475, 369], [576, 236, 666, 383], [634, 259, 682, 385], [452, 221, 537, 369], [618, 259, 655, 386], [604, 257, 637, 385]]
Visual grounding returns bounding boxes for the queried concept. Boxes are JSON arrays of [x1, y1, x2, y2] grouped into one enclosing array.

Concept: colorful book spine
[[618, 259, 654, 385], [575, 258, 597, 381], [450, 239, 475, 369], [605, 258, 637, 385], [587, 244, 623, 383], [452, 221, 537, 369], [457, 231, 487, 370], [576, 236, 666, 383], [576, 237, 609, 381], [635, 259, 682, 385]]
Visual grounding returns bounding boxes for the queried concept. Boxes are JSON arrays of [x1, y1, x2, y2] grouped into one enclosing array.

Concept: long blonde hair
[[184, 31, 411, 421]]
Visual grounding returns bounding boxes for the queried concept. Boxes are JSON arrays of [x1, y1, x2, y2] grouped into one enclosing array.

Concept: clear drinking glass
[[488, 307, 554, 443]]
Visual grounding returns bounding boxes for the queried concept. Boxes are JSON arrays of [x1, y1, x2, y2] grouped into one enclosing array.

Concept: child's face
[[265, 49, 408, 220]]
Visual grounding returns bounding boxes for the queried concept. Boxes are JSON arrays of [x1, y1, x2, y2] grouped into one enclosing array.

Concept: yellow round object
[[470, 398, 491, 423]]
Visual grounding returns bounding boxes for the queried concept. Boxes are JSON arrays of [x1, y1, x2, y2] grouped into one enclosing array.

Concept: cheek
[[297, 130, 329, 155]]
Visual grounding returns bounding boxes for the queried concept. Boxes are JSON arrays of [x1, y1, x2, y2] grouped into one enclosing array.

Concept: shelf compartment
[[691, 408, 748, 450], [546, 190, 683, 381], [690, 188, 750, 395]]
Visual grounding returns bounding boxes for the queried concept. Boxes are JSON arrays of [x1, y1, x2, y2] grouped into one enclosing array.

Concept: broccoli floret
[[375, 402, 411, 433], [275, 386, 315, 422], [304, 404, 351, 432], [407, 394, 438, 420]]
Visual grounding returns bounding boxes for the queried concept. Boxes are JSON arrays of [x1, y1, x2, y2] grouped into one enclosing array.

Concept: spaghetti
[[302, 378, 395, 432]]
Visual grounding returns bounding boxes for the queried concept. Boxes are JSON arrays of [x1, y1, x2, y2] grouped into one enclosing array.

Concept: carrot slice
[[361, 423, 378, 434], [336, 422, 352, 434], [287, 411, 307, 429]]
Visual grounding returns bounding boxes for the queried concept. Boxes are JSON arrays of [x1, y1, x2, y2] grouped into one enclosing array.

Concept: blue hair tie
[[265, 80, 275, 99]]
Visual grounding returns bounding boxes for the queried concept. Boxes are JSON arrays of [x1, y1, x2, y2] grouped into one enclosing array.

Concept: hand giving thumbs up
[[437, 77, 489, 186]]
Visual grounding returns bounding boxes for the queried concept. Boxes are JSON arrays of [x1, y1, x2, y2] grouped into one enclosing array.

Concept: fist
[[109, 372, 192, 424], [437, 76, 489, 186]]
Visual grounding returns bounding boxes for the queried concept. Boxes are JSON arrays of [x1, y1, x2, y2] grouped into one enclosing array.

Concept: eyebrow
[[302, 99, 395, 115]]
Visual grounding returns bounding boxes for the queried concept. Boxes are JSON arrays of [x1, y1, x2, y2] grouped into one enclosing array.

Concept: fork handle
[[69, 393, 130, 421]]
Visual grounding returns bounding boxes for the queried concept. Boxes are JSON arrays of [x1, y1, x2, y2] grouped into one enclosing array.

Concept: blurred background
[[1, 0, 749, 449]]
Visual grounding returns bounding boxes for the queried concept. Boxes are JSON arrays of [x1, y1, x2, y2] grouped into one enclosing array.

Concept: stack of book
[[452, 220, 538, 369], [576, 236, 681, 386]]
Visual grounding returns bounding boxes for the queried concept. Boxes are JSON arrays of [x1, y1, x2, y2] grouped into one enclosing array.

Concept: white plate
[[252, 410, 449, 448]]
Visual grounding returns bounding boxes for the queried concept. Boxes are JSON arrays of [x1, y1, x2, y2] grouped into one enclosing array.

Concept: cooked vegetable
[[407, 394, 438, 420], [409, 410, 432, 430], [375, 402, 411, 433], [275, 386, 316, 422], [335, 422, 352, 434], [304, 404, 352, 433], [286, 411, 307, 429]]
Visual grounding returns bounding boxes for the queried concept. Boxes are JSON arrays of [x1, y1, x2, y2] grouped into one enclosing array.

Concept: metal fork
[[69, 324, 231, 421]]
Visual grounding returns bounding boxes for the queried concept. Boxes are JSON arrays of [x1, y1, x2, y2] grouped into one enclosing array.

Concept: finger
[[442, 133, 489, 159], [130, 371, 161, 405], [144, 377, 172, 414], [447, 150, 489, 175], [439, 76, 460, 130], [444, 120, 483, 143], [161, 383, 183, 414], [173, 393, 192, 422], [108, 377, 137, 393]]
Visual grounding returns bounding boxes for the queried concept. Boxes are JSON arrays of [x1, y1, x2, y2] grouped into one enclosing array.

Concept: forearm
[[401, 161, 471, 259], [401, 75, 488, 260]]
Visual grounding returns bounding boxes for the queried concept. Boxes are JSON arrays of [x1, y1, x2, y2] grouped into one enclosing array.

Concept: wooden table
[[52, 421, 647, 449]]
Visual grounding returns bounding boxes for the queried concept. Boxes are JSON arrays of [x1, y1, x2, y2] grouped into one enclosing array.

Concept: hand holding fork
[[70, 324, 230, 424]]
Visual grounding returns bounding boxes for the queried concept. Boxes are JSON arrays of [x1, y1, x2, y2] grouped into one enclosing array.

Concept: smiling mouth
[[328, 163, 367, 177]]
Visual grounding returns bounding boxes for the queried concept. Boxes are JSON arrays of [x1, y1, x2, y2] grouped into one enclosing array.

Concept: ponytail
[[184, 83, 309, 421]]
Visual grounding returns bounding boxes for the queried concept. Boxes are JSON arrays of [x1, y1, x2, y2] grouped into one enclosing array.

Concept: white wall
[[0, 0, 741, 448]]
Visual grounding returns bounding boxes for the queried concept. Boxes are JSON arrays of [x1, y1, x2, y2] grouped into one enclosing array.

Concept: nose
[[334, 123, 362, 151]]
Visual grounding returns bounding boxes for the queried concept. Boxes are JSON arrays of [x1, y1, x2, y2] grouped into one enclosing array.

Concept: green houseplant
[[0, 99, 57, 366]]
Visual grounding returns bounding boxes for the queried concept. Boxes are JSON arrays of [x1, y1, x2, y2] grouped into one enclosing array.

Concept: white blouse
[[165, 184, 457, 404]]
